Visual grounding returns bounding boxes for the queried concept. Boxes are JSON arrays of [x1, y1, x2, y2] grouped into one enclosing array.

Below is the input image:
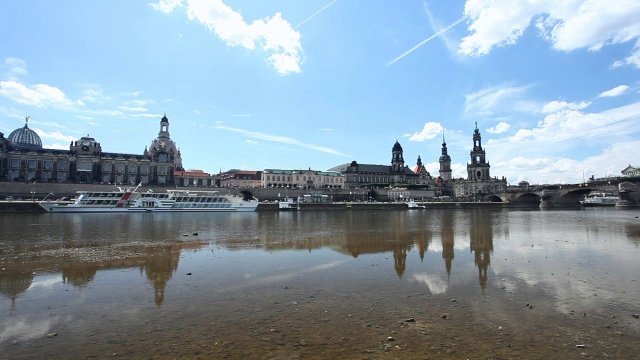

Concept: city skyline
[[1, 0, 639, 185]]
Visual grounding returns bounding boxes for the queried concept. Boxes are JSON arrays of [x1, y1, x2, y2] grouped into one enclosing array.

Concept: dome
[[392, 140, 402, 151], [8, 119, 42, 150], [439, 154, 451, 161]]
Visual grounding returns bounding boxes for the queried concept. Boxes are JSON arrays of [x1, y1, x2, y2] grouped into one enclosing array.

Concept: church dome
[[392, 140, 403, 151], [8, 118, 42, 150], [439, 154, 451, 162]]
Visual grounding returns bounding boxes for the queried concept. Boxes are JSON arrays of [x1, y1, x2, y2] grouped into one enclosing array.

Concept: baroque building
[[0, 115, 185, 185], [453, 123, 507, 198], [262, 168, 343, 189], [330, 140, 431, 189]]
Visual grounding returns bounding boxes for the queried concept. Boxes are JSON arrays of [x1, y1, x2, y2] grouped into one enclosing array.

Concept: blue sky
[[1, 0, 639, 185]]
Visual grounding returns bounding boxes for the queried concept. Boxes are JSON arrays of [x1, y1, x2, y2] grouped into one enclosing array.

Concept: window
[[27, 171, 36, 181], [158, 153, 167, 163], [115, 175, 124, 184], [158, 166, 167, 175], [128, 165, 137, 173], [129, 175, 136, 185], [79, 162, 92, 171], [44, 160, 53, 170], [10, 170, 19, 181], [58, 161, 68, 170], [103, 164, 112, 172], [43, 172, 51, 181], [140, 165, 149, 175], [116, 164, 125, 173], [28, 160, 37, 169], [57, 173, 66, 182], [10, 158, 20, 168], [141, 175, 148, 184], [158, 175, 166, 184], [103, 174, 111, 183]]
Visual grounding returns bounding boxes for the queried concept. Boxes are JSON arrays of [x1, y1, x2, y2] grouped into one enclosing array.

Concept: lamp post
[[31, 181, 36, 201]]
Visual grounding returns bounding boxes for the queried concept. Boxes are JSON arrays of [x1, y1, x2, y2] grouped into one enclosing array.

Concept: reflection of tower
[[393, 246, 407, 278], [469, 209, 494, 291], [440, 211, 455, 280], [142, 245, 181, 306], [0, 270, 34, 310], [62, 264, 98, 287]]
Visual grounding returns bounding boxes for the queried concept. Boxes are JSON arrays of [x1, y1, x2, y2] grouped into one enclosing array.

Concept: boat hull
[[39, 203, 259, 213]]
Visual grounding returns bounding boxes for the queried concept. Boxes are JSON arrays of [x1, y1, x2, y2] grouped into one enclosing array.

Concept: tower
[[467, 122, 490, 180], [439, 133, 452, 181], [391, 140, 404, 173]]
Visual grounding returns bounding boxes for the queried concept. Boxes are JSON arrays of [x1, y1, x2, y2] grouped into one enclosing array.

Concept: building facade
[[0, 115, 184, 185], [219, 170, 263, 188], [262, 168, 343, 189], [329, 141, 430, 189], [453, 124, 507, 198]]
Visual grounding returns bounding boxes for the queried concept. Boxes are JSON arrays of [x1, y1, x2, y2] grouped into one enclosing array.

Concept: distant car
[[5, 196, 14, 201]]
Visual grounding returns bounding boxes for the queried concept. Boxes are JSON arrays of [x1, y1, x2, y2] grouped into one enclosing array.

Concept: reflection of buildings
[[440, 211, 455, 280], [469, 209, 494, 290], [0, 242, 200, 308]]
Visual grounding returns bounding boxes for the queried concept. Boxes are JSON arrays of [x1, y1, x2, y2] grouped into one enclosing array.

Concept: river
[[1, 208, 639, 359]]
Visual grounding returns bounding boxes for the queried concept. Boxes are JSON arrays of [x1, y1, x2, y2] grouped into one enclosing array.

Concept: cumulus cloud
[[405, 122, 443, 141], [152, 0, 303, 75], [118, 106, 147, 112], [598, 85, 629, 98], [459, 0, 640, 56], [33, 128, 77, 142], [0, 80, 74, 107], [541, 100, 590, 113], [487, 122, 511, 134]]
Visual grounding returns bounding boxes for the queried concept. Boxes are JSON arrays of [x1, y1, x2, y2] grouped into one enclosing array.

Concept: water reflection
[[1, 209, 639, 306]]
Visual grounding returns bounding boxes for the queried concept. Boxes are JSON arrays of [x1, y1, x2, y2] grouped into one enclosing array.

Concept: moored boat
[[278, 197, 300, 211], [579, 192, 619, 207], [406, 199, 425, 209], [39, 187, 259, 213]]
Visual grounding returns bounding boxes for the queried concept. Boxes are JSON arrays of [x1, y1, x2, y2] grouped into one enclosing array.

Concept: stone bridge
[[485, 177, 640, 208]]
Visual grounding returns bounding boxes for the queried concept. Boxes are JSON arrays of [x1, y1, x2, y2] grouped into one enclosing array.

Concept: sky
[[1, 0, 639, 185]]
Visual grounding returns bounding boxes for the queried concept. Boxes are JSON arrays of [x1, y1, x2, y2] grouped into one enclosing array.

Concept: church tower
[[439, 133, 452, 181], [391, 140, 405, 173], [467, 122, 490, 180]]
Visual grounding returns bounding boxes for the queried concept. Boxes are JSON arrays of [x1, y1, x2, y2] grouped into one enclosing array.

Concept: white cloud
[[4, 57, 28, 79], [598, 85, 629, 98], [464, 84, 536, 116], [130, 113, 163, 118], [404, 122, 443, 141], [459, 0, 640, 56], [118, 106, 147, 112], [216, 124, 347, 156], [487, 122, 511, 134], [127, 99, 153, 107], [152, 0, 303, 75], [611, 39, 640, 69], [0, 80, 74, 107], [44, 142, 70, 150], [541, 100, 590, 113], [33, 128, 76, 142]]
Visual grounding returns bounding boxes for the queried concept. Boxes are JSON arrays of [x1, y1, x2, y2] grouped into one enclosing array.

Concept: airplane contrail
[[386, 16, 466, 67], [295, 0, 338, 29]]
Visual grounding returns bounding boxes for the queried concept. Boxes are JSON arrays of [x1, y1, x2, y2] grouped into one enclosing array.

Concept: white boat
[[39, 187, 259, 213], [278, 197, 300, 211], [406, 199, 425, 209], [579, 192, 619, 207]]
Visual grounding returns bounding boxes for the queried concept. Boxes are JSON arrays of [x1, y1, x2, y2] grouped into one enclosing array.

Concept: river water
[[1, 208, 639, 359]]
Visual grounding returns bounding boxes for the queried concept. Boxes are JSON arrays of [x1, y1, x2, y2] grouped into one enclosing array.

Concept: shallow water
[[1, 208, 639, 359]]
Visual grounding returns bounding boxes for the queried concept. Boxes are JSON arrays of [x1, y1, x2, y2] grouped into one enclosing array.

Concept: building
[[174, 170, 214, 187], [219, 170, 262, 188], [0, 115, 185, 185], [453, 123, 507, 198], [621, 165, 640, 177], [262, 168, 343, 189], [329, 141, 431, 189]]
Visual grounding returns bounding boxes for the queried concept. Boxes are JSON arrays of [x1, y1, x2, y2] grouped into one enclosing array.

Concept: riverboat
[[406, 199, 425, 209], [278, 197, 300, 211], [579, 192, 619, 207], [39, 187, 259, 213]]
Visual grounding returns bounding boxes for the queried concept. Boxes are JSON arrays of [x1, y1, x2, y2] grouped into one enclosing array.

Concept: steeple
[[439, 131, 452, 181]]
